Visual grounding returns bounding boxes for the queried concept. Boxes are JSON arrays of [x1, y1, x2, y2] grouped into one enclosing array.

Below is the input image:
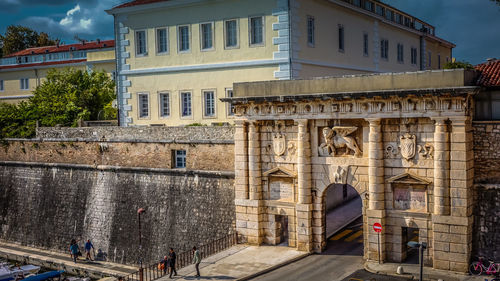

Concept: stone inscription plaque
[[269, 178, 294, 201], [394, 186, 426, 212]]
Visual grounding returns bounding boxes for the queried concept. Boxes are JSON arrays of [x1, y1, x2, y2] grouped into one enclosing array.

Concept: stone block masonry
[[473, 122, 500, 183], [472, 184, 500, 262]]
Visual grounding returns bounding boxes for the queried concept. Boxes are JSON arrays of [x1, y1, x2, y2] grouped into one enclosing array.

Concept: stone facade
[[473, 122, 500, 183], [472, 184, 500, 262], [226, 70, 478, 272]]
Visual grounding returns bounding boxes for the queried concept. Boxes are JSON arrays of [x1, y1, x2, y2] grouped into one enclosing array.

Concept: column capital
[[233, 119, 248, 126], [365, 118, 382, 126], [448, 116, 471, 124], [430, 117, 448, 125], [297, 119, 309, 127]]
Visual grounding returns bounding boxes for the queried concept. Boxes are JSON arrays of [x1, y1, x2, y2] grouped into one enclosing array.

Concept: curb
[[236, 252, 311, 281], [364, 262, 414, 280]]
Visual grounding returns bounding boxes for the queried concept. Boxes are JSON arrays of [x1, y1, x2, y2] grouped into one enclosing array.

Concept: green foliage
[[0, 68, 116, 139], [443, 61, 474, 70], [186, 123, 205, 127], [0, 25, 58, 57]]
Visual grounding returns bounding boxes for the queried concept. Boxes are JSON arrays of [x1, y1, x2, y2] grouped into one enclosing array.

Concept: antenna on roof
[[74, 35, 87, 45]]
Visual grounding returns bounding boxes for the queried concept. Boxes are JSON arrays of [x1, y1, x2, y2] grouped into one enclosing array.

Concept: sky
[[0, 0, 499, 64]]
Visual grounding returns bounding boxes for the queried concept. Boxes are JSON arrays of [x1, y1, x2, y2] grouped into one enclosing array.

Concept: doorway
[[402, 227, 419, 264], [276, 215, 289, 246]]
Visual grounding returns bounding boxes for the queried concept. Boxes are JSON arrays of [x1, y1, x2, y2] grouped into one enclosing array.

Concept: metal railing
[[121, 232, 237, 281]]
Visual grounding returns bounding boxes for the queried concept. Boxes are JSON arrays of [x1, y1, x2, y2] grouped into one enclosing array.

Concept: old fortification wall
[[472, 122, 500, 261], [0, 126, 235, 264]]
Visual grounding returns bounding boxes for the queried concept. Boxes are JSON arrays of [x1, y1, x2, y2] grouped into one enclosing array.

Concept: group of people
[[160, 246, 201, 278], [69, 239, 95, 263]]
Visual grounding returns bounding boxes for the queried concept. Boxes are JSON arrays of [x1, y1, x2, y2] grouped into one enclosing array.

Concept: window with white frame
[[225, 19, 238, 48], [397, 43, 404, 63], [135, 30, 147, 56], [203, 90, 216, 117], [226, 88, 234, 116], [178, 25, 190, 52], [173, 150, 186, 168], [200, 23, 214, 50], [20, 78, 29, 90], [138, 93, 149, 118], [159, 92, 170, 117], [411, 47, 418, 65], [307, 16, 315, 46], [363, 33, 369, 56], [0, 80, 4, 91], [181, 92, 192, 117], [338, 24, 344, 52], [250, 16, 264, 45], [156, 28, 168, 54], [380, 39, 389, 60]]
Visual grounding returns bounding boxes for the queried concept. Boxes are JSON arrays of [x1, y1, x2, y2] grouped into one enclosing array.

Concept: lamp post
[[407, 241, 427, 281], [137, 208, 146, 281]]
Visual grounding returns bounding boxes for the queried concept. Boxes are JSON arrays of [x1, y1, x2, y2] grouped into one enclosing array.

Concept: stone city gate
[[225, 70, 479, 272]]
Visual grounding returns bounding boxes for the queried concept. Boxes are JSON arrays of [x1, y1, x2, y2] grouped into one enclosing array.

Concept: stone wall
[[473, 122, 500, 183], [472, 184, 500, 261], [0, 162, 235, 264]]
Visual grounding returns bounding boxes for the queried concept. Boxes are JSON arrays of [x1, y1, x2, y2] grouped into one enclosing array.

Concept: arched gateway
[[224, 70, 479, 272]]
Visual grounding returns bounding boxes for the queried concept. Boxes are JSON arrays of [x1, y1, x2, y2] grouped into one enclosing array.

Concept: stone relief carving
[[385, 144, 399, 159], [333, 166, 349, 184], [417, 143, 434, 159], [399, 133, 417, 161], [318, 126, 362, 157], [286, 141, 296, 160], [273, 133, 286, 156]]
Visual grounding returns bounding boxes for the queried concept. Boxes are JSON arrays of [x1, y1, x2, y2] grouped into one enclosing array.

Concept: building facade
[[107, 0, 454, 127], [224, 69, 478, 272], [0, 40, 115, 104]]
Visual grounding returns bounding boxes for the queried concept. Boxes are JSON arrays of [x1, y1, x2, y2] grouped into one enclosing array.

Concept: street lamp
[[137, 208, 146, 281], [407, 241, 427, 281]]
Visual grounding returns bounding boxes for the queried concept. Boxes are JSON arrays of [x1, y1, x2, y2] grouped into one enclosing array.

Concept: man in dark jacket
[[168, 248, 177, 278]]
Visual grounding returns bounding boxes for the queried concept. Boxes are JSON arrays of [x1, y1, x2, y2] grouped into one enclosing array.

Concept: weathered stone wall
[[0, 162, 235, 265], [473, 122, 500, 183], [472, 185, 500, 261]]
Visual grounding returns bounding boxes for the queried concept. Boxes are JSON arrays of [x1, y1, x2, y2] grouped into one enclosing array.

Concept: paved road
[[250, 218, 365, 281]]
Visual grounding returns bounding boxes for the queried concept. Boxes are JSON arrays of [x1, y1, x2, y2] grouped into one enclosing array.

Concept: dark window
[[338, 25, 344, 52], [411, 47, 418, 65], [363, 33, 369, 56], [475, 91, 500, 120], [307, 16, 315, 46], [173, 150, 186, 168], [380, 39, 389, 59], [397, 43, 404, 63], [376, 5, 385, 16]]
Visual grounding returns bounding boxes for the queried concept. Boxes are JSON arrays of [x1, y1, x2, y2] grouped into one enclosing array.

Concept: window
[[20, 78, 29, 90], [411, 47, 418, 65], [250, 16, 264, 45], [138, 93, 149, 118], [174, 150, 186, 168], [226, 88, 234, 116], [178, 25, 190, 52], [203, 90, 216, 117], [376, 5, 385, 16], [363, 33, 369, 56], [353, 0, 361, 7], [428, 51, 432, 67], [395, 14, 402, 24], [181, 92, 192, 117], [380, 39, 389, 60], [200, 23, 214, 50], [364, 1, 373, 11], [438, 54, 441, 69], [225, 19, 238, 48], [307, 16, 315, 46], [156, 28, 168, 54], [385, 10, 393, 21], [397, 43, 404, 63], [135, 30, 147, 56], [404, 17, 411, 27], [0, 80, 3, 91], [159, 93, 170, 117], [338, 24, 344, 52]]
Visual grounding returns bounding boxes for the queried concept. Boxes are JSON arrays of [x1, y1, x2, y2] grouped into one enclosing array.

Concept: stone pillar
[[433, 117, 450, 215], [248, 121, 262, 200], [432, 116, 474, 272], [296, 119, 312, 251], [234, 120, 248, 200], [365, 118, 386, 262]]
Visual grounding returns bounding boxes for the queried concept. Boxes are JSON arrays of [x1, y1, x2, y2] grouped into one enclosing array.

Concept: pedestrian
[[168, 248, 177, 278], [162, 256, 168, 274], [192, 246, 201, 277], [84, 240, 94, 261], [69, 239, 80, 263]]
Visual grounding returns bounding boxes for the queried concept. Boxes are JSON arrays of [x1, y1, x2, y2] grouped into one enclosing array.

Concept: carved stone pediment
[[388, 172, 431, 185], [263, 167, 297, 178]]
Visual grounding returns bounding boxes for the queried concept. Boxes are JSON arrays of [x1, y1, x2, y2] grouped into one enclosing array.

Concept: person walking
[[168, 248, 177, 278], [192, 246, 201, 277], [69, 239, 80, 263], [84, 240, 94, 261]]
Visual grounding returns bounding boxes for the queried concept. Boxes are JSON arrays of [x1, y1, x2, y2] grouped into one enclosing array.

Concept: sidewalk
[[365, 261, 489, 281], [0, 241, 137, 279], [157, 245, 308, 281], [326, 196, 362, 238]]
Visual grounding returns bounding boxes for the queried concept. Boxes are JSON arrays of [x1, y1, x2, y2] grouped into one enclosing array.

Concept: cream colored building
[[0, 40, 116, 104], [107, 0, 454, 127]]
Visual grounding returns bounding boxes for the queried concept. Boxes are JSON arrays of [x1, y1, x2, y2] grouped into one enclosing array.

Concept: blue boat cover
[[22, 271, 64, 281]]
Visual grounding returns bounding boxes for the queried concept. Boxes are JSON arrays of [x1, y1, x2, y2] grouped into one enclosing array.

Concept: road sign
[[373, 222, 382, 233]]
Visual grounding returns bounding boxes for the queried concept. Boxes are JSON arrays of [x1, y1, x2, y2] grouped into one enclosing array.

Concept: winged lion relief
[[318, 126, 362, 157]]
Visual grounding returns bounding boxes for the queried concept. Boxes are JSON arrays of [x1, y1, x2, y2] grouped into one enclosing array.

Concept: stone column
[[296, 119, 312, 251], [365, 118, 386, 262], [234, 120, 248, 200], [432, 117, 449, 215], [248, 121, 262, 200]]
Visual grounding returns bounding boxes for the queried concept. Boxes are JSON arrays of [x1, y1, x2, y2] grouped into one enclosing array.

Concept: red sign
[[373, 223, 382, 233]]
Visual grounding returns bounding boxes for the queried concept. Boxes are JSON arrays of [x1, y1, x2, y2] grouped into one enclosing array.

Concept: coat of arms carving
[[273, 133, 286, 156], [399, 133, 417, 160], [318, 126, 362, 157]]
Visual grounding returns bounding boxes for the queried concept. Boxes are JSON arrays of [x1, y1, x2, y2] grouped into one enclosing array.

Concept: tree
[[443, 60, 474, 70], [0, 68, 116, 139], [0, 25, 58, 57]]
